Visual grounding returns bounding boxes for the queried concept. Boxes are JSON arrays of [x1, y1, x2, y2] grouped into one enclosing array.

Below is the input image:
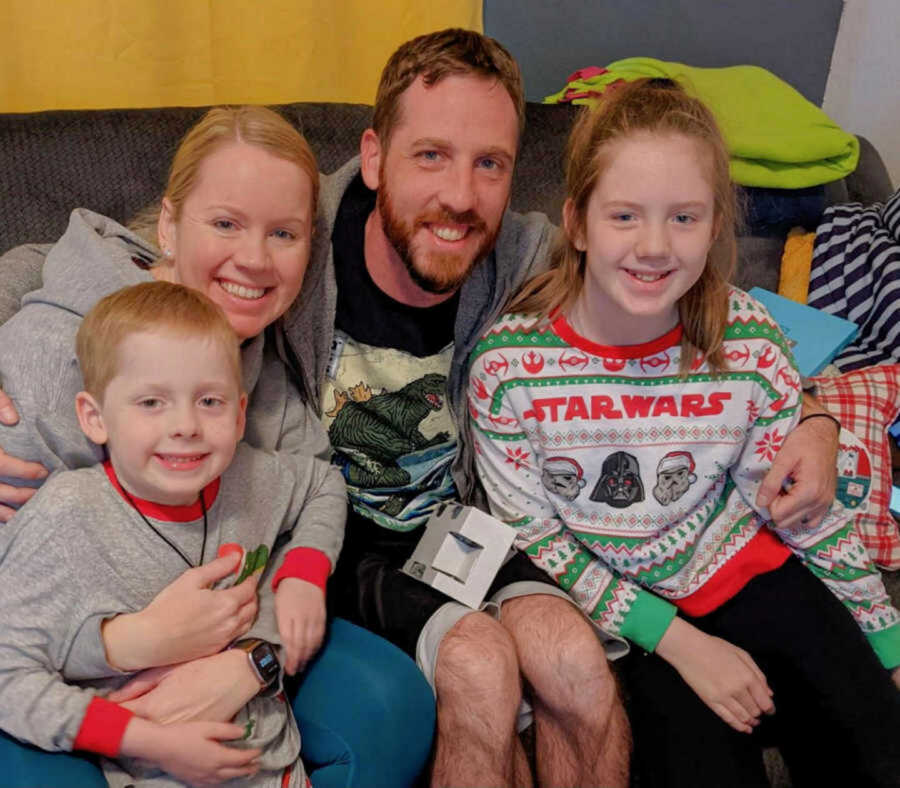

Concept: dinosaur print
[[328, 373, 450, 489]]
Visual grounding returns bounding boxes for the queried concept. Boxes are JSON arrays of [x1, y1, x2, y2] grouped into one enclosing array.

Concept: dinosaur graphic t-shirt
[[322, 333, 457, 530], [326, 174, 460, 531]]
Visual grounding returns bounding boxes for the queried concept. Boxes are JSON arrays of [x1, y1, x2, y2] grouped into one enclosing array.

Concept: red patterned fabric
[[810, 365, 900, 568]]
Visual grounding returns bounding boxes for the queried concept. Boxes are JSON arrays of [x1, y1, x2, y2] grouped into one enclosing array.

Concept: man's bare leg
[[502, 595, 630, 788], [431, 611, 532, 788]]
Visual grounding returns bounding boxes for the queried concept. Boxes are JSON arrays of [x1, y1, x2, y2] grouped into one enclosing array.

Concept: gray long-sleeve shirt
[[0, 443, 344, 786]]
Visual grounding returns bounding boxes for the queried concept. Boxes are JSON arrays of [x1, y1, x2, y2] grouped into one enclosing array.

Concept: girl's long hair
[[509, 78, 739, 374]]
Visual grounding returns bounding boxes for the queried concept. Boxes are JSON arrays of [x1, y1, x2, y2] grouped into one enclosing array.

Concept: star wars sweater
[[469, 287, 900, 668]]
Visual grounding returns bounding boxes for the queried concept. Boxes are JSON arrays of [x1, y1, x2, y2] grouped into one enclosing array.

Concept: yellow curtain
[[0, 0, 482, 112]]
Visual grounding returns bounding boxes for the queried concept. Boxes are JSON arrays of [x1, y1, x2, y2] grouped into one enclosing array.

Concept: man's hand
[[0, 447, 48, 522], [756, 396, 839, 531], [119, 716, 260, 786], [0, 386, 49, 521], [102, 553, 258, 670], [0, 388, 19, 426], [275, 578, 326, 675], [656, 617, 774, 734], [108, 648, 262, 725]]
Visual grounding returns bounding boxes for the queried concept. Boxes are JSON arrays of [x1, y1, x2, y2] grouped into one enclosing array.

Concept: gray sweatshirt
[[0, 443, 344, 786], [0, 208, 334, 479]]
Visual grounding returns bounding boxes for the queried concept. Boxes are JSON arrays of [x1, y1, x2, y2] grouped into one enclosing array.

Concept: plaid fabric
[[811, 365, 900, 568]]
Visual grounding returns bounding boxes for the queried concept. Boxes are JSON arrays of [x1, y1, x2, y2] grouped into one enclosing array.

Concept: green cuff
[[619, 589, 678, 652], [867, 622, 900, 670]]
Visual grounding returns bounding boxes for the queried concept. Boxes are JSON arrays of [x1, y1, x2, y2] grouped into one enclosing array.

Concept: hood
[[22, 208, 158, 317]]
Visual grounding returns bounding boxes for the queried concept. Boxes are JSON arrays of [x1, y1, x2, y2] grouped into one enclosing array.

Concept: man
[[0, 27, 840, 788], [283, 30, 631, 787]]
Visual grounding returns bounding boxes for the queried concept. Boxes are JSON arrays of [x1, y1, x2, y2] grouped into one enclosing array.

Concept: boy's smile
[[77, 330, 247, 506]]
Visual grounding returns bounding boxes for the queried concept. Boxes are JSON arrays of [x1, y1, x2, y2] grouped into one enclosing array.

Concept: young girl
[[469, 78, 900, 787]]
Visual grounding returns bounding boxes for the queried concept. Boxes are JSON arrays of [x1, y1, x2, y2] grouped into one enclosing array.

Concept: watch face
[[252, 642, 280, 685]]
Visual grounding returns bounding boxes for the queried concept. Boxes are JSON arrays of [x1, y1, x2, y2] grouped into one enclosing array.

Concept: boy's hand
[[119, 716, 260, 786], [103, 553, 259, 670], [275, 578, 326, 675], [656, 617, 774, 734]]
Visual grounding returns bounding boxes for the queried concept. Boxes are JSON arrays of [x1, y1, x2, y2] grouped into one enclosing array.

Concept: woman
[[0, 106, 434, 788]]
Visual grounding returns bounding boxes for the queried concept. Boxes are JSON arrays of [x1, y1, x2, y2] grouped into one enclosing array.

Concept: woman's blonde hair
[[128, 105, 319, 244], [509, 78, 739, 374]]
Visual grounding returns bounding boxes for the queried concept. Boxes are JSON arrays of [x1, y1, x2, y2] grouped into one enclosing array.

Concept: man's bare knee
[[503, 595, 616, 708], [434, 611, 520, 701]]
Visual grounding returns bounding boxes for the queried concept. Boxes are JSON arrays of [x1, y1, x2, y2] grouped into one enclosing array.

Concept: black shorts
[[328, 507, 557, 658]]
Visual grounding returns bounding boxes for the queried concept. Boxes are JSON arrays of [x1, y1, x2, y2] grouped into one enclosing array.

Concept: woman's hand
[[108, 648, 262, 725], [102, 553, 259, 670], [656, 617, 775, 734], [119, 715, 261, 786], [275, 578, 326, 675]]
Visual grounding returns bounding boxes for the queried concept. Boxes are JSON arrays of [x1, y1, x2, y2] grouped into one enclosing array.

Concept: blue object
[[748, 287, 859, 377], [888, 418, 900, 442], [890, 486, 900, 517], [0, 618, 435, 788]]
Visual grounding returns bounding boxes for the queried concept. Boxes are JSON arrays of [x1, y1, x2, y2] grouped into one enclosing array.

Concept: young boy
[[0, 282, 345, 787]]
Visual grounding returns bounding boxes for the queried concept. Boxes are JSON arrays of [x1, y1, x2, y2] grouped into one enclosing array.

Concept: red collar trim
[[102, 461, 220, 522], [551, 313, 682, 359]]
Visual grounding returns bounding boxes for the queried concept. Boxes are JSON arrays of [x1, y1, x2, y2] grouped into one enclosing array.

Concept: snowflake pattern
[[505, 447, 530, 470], [754, 428, 784, 463]]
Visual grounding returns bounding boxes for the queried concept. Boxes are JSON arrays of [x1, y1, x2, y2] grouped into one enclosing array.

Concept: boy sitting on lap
[[0, 281, 345, 787]]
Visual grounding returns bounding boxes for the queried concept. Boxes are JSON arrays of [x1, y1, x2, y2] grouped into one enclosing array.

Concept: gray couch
[[1, 101, 897, 786]]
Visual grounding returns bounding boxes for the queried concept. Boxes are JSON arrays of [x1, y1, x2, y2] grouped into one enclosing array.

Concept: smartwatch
[[232, 638, 281, 690]]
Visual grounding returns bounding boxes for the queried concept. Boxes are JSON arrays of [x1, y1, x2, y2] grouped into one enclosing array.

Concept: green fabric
[[619, 588, 678, 653], [544, 57, 859, 189], [867, 621, 900, 670]]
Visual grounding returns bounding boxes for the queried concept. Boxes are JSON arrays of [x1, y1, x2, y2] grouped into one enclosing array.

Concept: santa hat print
[[543, 456, 585, 481], [656, 451, 697, 482]]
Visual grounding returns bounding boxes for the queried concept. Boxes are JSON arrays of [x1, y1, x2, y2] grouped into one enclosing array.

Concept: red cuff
[[73, 696, 134, 757], [271, 547, 331, 593]]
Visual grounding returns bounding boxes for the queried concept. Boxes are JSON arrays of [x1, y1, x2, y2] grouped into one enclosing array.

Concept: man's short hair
[[76, 281, 243, 401], [372, 27, 525, 149]]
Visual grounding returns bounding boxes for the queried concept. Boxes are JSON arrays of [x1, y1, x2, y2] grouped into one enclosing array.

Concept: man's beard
[[376, 183, 500, 295]]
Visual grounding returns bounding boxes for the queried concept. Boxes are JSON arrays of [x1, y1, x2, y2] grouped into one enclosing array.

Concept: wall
[[823, 0, 900, 187], [484, 0, 843, 104]]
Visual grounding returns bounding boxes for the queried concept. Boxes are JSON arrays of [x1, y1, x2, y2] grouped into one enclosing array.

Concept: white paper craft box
[[402, 503, 516, 609]]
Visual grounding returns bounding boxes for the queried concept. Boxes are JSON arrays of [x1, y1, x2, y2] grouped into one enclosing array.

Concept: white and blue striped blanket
[[807, 188, 900, 370]]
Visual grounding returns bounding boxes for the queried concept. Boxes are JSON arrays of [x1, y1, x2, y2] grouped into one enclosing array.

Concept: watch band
[[232, 638, 280, 689]]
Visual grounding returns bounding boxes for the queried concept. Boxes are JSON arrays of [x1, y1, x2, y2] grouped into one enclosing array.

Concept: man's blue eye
[[479, 158, 498, 170]]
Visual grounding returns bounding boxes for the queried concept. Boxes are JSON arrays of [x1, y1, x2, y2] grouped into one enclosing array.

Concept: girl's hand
[[119, 716, 260, 786], [275, 578, 326, 675], [656, 617, 775, 733], [102, 553, 259, 670], [107, 649, 261, 725]]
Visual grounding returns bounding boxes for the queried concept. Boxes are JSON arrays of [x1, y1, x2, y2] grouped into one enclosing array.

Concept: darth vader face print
[[590, 451, 644, 508]]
